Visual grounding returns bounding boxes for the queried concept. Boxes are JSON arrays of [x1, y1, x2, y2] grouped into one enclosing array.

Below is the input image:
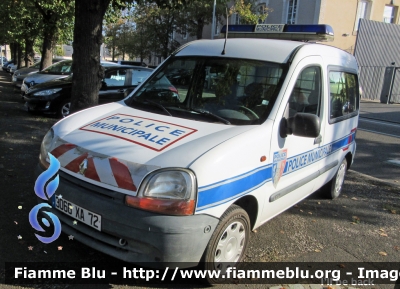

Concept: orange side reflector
[[260, 156, 267, 162]]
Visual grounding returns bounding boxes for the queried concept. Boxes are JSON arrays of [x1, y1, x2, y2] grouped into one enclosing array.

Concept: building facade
[[224, 0, 400, 53]]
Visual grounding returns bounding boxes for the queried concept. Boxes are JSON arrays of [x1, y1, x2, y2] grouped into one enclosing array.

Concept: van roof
[[174, 38, 357, 70], [175, 38, 304, 63]]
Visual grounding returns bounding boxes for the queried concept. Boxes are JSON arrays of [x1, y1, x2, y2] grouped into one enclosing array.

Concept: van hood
[[48, 102, 255, 195]]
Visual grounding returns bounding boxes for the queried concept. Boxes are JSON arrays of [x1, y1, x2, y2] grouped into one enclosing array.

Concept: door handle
[[314, 135, 322, 144], [118, 89, 125, 93]]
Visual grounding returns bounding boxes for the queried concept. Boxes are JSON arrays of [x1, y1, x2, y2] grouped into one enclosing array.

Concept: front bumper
[[35, 165, 218, 267], [23, 94, 62, 114]]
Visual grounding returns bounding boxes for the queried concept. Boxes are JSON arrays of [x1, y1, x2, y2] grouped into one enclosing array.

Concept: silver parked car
[[21, 60, 73, 94], [21, 60, 117, 94], [12, 59, 64, 88]]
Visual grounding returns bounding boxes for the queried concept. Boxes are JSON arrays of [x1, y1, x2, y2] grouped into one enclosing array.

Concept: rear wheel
[[57, 99, 71, 118], [322, 158, 347, 199], [202, 205, 250, 284]]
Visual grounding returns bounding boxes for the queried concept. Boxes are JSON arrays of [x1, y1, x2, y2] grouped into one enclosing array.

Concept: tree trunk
[[10, 43, 17, 61], [17, 43, 23, 69], [40, 32, 54, 70], [71, 0, 111, 113], [24, 39, 35, 67], [39, 11, 58, 70], [196, 18, 204, 39]]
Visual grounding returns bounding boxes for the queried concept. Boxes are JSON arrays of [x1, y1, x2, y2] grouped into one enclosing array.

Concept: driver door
[[262, 56, 325, 221]]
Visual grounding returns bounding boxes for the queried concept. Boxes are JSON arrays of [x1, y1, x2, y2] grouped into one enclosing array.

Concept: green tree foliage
[[132, 2, 181, 59], [0, 0, 74, 69], [229, 0, 272, 24], [175, 0, 228, 40], [70, 0, 205, 113], [32, 0, 75, 69], [104, 19, 126, 61], [0, 0, 42, 66]]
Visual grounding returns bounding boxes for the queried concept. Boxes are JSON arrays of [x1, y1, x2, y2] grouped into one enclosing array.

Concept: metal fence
[[358, 66, 400, 103]]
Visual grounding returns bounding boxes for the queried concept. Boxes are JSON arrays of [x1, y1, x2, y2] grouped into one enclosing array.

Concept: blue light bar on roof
[[220, 24, 334, 42], [284, 24, 334, 35]]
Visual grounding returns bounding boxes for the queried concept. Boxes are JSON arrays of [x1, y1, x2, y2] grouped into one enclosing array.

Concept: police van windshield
[[125, 57, 287, 125]]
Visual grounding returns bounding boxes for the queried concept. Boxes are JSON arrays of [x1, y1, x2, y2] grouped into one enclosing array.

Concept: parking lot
[[1, 70, 400, 289]]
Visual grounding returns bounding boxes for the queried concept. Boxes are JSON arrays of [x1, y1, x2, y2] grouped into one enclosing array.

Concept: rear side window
[[329, 70, 359, 122], [104, 69, 127, 86]]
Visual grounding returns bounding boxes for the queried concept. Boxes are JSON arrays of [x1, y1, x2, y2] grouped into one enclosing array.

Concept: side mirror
[[280, 113, 321, 138], [100, 81, 107, 90]]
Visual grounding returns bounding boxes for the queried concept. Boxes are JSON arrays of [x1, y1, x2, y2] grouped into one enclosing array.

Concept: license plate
[[53, 195, 102, 231]]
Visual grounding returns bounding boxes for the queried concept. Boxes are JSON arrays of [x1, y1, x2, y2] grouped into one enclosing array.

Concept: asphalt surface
[[353, 101, 400, 184], [0, 71, 400, 289]]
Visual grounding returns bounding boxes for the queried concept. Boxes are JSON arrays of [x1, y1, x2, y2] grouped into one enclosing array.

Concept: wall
[[355, 18, 400, 103]]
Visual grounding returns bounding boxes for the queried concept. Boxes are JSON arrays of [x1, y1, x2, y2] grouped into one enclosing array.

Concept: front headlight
[[125, 169, 197, 215], [33, 88, 62, 96], [39, 128, 54, 168], [143, 171, 193, 199]]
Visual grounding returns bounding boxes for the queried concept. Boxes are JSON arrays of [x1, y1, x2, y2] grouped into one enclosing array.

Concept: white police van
[[38, 24, 359, 270]]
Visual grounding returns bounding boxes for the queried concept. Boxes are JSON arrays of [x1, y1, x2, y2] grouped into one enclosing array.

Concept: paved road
[[354, 101, 400, 184]]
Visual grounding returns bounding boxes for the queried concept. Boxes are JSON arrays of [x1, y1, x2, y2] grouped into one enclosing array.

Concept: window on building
[[383, 5, 398, 23], [286, 0, 298, 24], [257, 4, 268, 24], [181, 25, 188, 39], [214, 21, 220, 36], [354, 0, 371, 31], [233, 13, 240, 25]]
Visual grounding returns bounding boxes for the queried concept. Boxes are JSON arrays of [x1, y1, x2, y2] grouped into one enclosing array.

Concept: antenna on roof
[[221, 7, 228, 55]]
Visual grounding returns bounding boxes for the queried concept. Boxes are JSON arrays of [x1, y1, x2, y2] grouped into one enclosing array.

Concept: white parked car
[[36, 24, 360, 280]]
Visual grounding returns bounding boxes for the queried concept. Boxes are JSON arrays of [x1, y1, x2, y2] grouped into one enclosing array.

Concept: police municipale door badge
[[272, 149, 287, 188]]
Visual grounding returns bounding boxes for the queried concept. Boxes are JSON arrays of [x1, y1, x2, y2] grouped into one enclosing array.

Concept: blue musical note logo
[[29, 153, 62, 244]]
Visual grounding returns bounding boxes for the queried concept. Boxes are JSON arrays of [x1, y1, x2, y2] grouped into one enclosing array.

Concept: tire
[[322, 158, 347, 199], [202, 204, 250, 284], [57, 99, 71, 118]]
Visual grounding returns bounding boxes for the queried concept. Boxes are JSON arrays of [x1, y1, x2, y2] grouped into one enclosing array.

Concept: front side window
[[31, 62, 41, 69], [104, 69, 127, 86], [287, 66, 322, 117], [329, 71, 359, 121], [126, 57, 287, 125]]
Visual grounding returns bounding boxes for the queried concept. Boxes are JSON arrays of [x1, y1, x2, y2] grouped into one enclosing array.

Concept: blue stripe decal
[[196, 131, 356, 212], [197, 166, 272, 209]]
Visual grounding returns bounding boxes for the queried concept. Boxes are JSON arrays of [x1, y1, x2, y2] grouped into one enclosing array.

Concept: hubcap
[[61, 102, 71, 117], [214, 221, 246, 271], [335, 162, 346, 194]]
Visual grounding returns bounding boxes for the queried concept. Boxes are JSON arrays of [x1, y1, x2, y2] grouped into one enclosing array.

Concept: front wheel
[[57, 99, 71, 118], [322, 158, 347, 199], [202, 204, 250, 283]]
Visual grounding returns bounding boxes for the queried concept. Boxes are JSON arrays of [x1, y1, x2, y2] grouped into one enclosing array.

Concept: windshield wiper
[[190, 108, 231, 125], [134, 99, 172, 116]]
